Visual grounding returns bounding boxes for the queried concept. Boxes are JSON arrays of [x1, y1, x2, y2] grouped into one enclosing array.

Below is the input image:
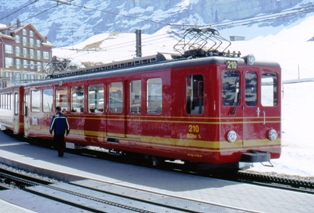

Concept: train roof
[[16, 53, 279, 88]]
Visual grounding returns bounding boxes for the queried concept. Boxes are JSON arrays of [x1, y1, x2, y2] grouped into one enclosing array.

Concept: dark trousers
[[53, 134, 65, 156]]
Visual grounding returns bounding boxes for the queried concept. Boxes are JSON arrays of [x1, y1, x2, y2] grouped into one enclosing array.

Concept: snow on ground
[[223, 15, 314, 177], [53, 14, 314, 177], [248, 82, 314, 177], [53, 31, 176, 65]]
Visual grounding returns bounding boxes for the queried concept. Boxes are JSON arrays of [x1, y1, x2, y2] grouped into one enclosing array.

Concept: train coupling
[[239, 151, 273, 169]]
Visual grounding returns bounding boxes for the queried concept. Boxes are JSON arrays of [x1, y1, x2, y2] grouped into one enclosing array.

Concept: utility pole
[[135, 29, 142, 57]]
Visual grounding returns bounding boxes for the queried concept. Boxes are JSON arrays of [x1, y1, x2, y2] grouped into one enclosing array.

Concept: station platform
[[0, 131, 313, 213]]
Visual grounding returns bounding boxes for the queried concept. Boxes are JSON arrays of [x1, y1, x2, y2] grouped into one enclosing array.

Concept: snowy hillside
[[221, 14, 314, 80], [53, 13, 314, 81], [0, 0, 309, 47]]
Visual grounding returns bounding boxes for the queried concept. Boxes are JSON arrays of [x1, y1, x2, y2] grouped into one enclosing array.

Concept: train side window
[[6, 93, 10, 109], [186, 75, 204, 114], [56, 88, 68, 112], [245, 72, 257, 106], [147, 78, 162, 114], [24, 92, 29, 117], [222, 71, 240, 106], [5, 93, 10, 110], [14, 93, 18, 115], [43, 89, 53, 112], [109, 82, 123, 113], [88, 84, 104, 113], [261, 73, 277, 106], [130, 80, 141, 114], [10, 93, 13, 110], [4, 94, 6, 109], [31, 90, 41, 112], [71, 86, 84, 113], [3, 94, 6, 109]]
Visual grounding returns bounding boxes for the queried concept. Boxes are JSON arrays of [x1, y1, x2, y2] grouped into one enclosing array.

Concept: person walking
[[49, 106, 70, 157]]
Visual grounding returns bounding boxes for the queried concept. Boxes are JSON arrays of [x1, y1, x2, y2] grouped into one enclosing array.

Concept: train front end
[[218, 54, 281, 168], [173, 28, 281, 169]]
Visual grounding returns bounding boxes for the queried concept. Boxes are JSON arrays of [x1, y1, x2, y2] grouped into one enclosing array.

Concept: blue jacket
[[49, 112, 70, 135]]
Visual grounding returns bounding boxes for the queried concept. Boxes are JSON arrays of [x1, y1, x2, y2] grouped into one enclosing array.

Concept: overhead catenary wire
[[49, 0, 314, 28], [60, 34, 177, 54], [54, 33, 179, 64], [2, 0, 314, 32], [51, 0, 172, 27], [0, 0, 38, 21], [21, 4, 61, 23]]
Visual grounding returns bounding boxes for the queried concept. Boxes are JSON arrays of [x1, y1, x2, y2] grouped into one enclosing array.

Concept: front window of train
[[261, 73, 278, 106], [245, 72, 257, 106], [222, 71, 240, 106]]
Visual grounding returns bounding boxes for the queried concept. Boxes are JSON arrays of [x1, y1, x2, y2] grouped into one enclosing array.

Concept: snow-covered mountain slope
[[0, 0, 308, 47], [52, 12, 314, 82]]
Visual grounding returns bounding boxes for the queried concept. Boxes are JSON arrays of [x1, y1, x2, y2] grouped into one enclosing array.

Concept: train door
[[13, 89, 20, 134], [242, 70, 260, 143], [105, 81, 126, 142], [242, 70, 280, 145], [86, 84, 106, 144], [222, 70, 244, 143], [23, 91, 30, 137]]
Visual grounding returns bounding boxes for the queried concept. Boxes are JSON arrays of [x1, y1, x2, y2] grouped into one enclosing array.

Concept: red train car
[[0, 28, 281, 169], [0, 85, 24, 135]]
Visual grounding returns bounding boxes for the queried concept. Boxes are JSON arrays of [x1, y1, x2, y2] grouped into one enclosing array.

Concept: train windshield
[[245, 72, 257, 106], [261, 73, 278, 106], [222, 70, 240, 106]]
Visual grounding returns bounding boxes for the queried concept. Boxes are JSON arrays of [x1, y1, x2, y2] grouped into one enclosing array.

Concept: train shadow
[[0, 131, 239, 193]]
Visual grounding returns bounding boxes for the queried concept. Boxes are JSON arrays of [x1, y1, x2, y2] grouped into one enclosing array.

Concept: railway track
[[0, 166, 248, 213], [194, 168, 314, 195], [236, 171, 314, 194]]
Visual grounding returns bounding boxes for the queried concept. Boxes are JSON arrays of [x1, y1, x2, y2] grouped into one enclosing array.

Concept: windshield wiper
[[230, 81, 240, 115]]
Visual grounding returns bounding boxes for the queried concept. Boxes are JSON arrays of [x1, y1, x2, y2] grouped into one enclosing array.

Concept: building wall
[[0, 22, 52, 87]]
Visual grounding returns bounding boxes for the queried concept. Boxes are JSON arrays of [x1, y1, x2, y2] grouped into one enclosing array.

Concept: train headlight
[[243, 54, 255, 65], [227, 130, 237, 143], [268, 129, 278, 141]]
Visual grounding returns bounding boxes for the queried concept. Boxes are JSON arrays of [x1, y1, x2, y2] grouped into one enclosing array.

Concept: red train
[[0, 28, 281, 169]]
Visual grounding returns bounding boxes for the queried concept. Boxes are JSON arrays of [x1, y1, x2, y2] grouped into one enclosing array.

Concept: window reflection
[[109, 82, 123, 113], [71, 86, 84, 112], [88, 84, 104, 113], [56, 88, 68, 112], [147, 78, 162, 114], [130, 80, 141, 113], [31, 90, 41, 112], [222, 71, 240, 106], [43, 89, 53, 112], [186, 75, 204, 114], [245, 72, 257, 106], [261, 73, 277, 106]]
